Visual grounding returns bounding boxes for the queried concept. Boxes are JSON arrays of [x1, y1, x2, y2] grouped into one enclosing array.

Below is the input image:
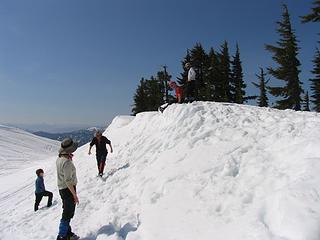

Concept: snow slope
[[1, 102, 320, 240], [0, 125, 59, 176]]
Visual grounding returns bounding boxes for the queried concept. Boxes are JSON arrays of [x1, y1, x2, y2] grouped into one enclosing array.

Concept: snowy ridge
[[1, 102, 320, 240]]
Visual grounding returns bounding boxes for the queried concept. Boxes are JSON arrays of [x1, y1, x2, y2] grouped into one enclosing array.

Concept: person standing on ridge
[[185, 62, 197, 102], [88, 130, 113, 177], [56, 138, 80, 240]]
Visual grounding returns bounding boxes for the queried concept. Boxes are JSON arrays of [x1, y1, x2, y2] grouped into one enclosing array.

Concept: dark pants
[[58, 187, 76, 238], [186, 81, 196, 101], [34, 190, 53, 211], [96, 154, 107, 174]]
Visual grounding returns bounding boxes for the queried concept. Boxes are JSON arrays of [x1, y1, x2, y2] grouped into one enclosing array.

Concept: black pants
[[186, 81, 196, 101], [34, 190, 53, 211], [96, 154, 107, 174], [59, 187, 76, 221]]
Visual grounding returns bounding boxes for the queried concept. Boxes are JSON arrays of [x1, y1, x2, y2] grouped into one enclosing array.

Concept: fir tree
[[252, 68, 269, 107], [177, 50, 191, 87], [189, 43, 208, 100], [310, 48, 320, 112], [301, 0, 320, 23], [265, 4, 303, 110], [303, 91, 311, 111], [157, 68, 172, 103], [132, 76, 164, 115], [231, 44, 246, 104], [132, 78, 148, 115], [216, 41, 232, 102], [206, 48, 220, 101]]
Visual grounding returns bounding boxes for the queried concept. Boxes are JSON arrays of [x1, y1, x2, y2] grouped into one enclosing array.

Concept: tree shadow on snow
[[81, 222, 138, 240]]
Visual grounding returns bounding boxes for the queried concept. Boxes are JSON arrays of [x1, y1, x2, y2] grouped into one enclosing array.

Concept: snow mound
[[1, 102, 320, 240]]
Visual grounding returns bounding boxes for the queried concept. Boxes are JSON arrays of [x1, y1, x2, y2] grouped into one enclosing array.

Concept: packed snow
[[1, 102, 320, 240]]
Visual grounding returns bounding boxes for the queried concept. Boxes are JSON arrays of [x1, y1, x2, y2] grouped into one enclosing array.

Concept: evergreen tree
[[310, 48, 320, 112], [132, 76, 164, 115], [206, 48, 220, 101], [177, 50, 191, 87], [231, 44, 246, 104], [303, 91, 311, 111], [252, 68, 269, 107], [189, 43, 208, 100], [157, 68, 172, 103], [265, 4, 303, 110], [301, 0, 320, 23], [216, 41, 232, 102], [132, 78, 148, 115]]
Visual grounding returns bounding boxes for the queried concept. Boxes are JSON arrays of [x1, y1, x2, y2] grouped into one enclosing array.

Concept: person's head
[[36, 169, 44, 177], [95, 130, 103, 139], [58, 138, 79, 158], [185, 62, 191, 69], [169, 81, 177, 89]]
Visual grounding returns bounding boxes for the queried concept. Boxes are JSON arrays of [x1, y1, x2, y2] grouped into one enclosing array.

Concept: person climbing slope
[[56, 138, 80, 240], [88, 130, 113, 177], [34, 168, 53, 211], [169, 81, 184, 103]]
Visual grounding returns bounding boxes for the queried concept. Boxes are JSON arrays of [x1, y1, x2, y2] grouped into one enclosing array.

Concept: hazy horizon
[[1, 122, 108, 133]]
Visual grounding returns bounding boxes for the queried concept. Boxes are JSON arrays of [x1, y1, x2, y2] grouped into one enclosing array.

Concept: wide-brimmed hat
[[59, 138, 79, 155]]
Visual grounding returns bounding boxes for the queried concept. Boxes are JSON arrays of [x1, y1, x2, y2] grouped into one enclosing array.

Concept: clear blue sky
[[0, 0, 318, 129]]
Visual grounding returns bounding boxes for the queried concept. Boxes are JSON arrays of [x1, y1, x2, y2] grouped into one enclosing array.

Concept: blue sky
[[0, 0, 318, 130]]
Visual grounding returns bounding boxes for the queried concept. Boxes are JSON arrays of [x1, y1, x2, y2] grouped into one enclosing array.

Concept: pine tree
[[132, 78, 148, 115], [252, 68, 269, 107], [177, 50, 191, 87], [206, 48, 220, 101], [303, 91, 311, 111], [310, 48, 320, 112], [189, 43, 208, 100], [231, 44, 246, 104], [132, 76, 164, 115], [265, 4, 303, 110], [216, 41, 232, 102], [301, 0, 320, 23], [157, 68, 172, 103]]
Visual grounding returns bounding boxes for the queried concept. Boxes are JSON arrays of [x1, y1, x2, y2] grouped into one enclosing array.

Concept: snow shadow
[[81, 222, 138, 240], [102, 163, 130, 181]]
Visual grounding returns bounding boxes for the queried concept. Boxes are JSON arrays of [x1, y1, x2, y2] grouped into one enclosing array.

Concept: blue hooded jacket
[[35, 176, 45, 194]]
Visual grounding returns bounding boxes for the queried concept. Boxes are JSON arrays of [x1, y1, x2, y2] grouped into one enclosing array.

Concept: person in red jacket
[[169, 81, 183, 103]]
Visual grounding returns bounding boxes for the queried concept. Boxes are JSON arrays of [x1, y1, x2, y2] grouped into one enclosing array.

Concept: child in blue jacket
[[34, 169, 53, 211]]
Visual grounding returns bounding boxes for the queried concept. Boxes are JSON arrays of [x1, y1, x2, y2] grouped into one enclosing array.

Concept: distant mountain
[[33, 128, 103, 146]]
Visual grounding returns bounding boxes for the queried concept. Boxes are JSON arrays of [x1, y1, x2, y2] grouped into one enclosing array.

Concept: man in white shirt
[[185, 62, 196, 101]]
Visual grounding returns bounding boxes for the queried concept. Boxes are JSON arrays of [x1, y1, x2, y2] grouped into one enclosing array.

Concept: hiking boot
[[69, 233, 80, 240], [56, 236, 68, 240]]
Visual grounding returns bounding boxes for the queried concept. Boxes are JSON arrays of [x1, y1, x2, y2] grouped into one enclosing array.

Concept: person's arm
[[35, 179, 40, 192], [67, 184, 79, 204], [41, 178, 46, 191], [88, 145, 92, 155], [106, 138, 113, 153], [63, 162, 79, 204], [88, 138, 95, 155], [109, 143, 113, 153]]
